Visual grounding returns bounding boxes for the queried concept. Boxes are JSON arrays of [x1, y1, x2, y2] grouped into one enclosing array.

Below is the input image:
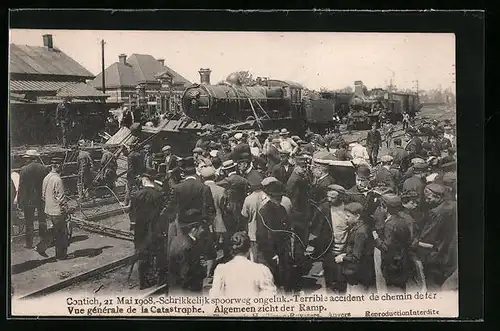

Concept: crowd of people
[[121, 118, 457, 296], [11, 110, 457, 296]]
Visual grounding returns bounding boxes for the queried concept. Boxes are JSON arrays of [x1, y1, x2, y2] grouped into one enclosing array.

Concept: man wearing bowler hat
[[271, 149, 294, 185], [130, 167, 164, 289], [18, 149, 50, 249], [256, 177, 293, 292], [167, 209, 207, 294]]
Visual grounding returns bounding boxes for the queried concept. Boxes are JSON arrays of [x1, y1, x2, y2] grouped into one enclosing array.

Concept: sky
[[9, 29, 455, 92]]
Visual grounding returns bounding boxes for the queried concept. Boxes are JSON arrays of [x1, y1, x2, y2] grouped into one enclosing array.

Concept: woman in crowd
[[209, 231, 277, 297]]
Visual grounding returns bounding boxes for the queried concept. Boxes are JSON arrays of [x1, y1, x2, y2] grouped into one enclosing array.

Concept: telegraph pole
[[101, 40, 106, 94]]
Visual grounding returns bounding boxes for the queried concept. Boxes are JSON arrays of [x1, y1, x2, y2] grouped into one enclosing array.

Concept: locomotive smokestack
[[199, 68, 211, 84], [354, 80, 366, 97]]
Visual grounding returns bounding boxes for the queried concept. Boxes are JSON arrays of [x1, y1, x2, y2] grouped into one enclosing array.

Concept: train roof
[[266, 79, 304, 89]]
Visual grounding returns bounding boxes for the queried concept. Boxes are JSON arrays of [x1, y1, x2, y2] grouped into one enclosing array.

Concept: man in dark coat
[[216, 160, 249, 233], [366, 123, 382, 166], [18, 150, 50, 249], [129, 168, 165, 289], [373, 155, 401, 194], [412, 183, 457, 290], [372, 194, 412, 292], [336, 202, 375, 292], [402, 162, 428, 211], [286, 154, 313, 243], [165, 156, 216, 278], [76, 141, 94, 200], [255, 177, 293, 292], [271, 150, 294, 185], [405, 131, 424, 160], [389, 138, 410, 172], [310, 154, 336, 204], [167, 209, 207, 294], [266, 138, 282, 174], [123, 144, 145, 207]]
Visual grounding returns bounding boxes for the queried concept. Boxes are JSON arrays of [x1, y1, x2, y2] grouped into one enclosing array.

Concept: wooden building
[[9, 34, 116, 146]]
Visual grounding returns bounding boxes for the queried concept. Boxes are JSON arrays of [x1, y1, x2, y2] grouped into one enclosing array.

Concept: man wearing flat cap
[[76, 141, 94, 201], [129, 168, 164, 289], [18, 149, 50, 249], [255, 177, 293, 292], [161, 145, 177, 173], [412, 183, 457, 290], [373, 155, 400, 193], [390, 138, 410, 172], [372, 193, 412, 292], [265, 138, 282, 174], [37, 156, 70, 259], [167, 209, 207, 294], [123, 143, 145, 208], [217, 160, 249, 234], [336, 202, 376, 293], [309, 184, 349, 293], [402, 161, 428, 211]]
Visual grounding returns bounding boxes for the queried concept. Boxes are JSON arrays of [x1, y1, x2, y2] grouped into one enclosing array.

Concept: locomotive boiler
[[181, 70, 308, 132]]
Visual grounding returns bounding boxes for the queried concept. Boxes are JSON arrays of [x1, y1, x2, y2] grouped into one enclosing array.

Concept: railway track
[[18, 254, 136, 300]]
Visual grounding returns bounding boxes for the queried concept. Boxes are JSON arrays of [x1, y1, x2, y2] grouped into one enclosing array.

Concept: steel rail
[[18, 254, 135, 300]]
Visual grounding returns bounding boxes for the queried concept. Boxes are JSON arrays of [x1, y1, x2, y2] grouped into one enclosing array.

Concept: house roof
[[91, 54, 191, 89], [10, 79, 73, 92], [56, 82, 108, 98], [9, 44, 94, 78]]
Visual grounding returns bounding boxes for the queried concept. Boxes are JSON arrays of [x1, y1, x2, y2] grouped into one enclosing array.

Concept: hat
[[263, 179, 285, 195], [411, 158, 426, 165], [234, 132, 243, 140], [78, 139, 86, 146], [413, 162, 428, 170], [200, 166, 216, 179], [261, 177, 279, 187], [209, 150, 218, 158], [141, 167, 157, 180], [280, 128, 290, 135], [23, 149, 40, 158], [272, 138, 281, 144], [179, 157, 196, 170], [221, 133, 229, 139], [344, 202, 364, 215], [381, 155, 393, 163], [356, 165, 371, 179], [161, 145, 171, 152], [221, 159, 238, 170], [273, 129, 280, 134], [248, 171, 263, 190], [425, 183, 446, 196], [427, 156, 439, 165], [144, 144, 151, 150], [327, 184, 346, 195], [381, 193, 402, 207], [193, 147, 203, 153]]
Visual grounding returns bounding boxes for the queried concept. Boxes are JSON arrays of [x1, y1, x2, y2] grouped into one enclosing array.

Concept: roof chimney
[[42, 34, 53, 49], [199, 68, 211, 84], [118, 54, 127, 65], [157, 58, 165, 66], [354, 80, 366, 97]]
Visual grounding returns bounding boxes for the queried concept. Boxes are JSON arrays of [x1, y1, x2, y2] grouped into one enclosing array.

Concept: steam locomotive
[[181, 74, 421, 133]]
